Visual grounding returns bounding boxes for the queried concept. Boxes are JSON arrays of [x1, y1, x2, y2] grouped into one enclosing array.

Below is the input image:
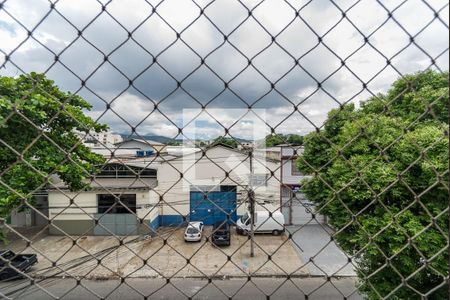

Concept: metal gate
[[189, 191, 237, 225], [283, 192, 326, 225], [93, 214, 138, 236], [291, 200, 325, 225]]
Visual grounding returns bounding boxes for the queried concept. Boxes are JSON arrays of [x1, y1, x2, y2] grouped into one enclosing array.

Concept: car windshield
[[214, 229, 227, 235], [186, 227, 199, 234], [213, 222, 228, 235], [241, 213, 249, 224], [0, 251, 14, 259]]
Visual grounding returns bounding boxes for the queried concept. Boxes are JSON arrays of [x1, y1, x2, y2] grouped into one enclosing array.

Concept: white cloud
[[0, 0, 448, 139]]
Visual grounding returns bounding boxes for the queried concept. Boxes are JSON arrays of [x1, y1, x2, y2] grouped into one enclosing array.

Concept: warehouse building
[[47, 144, 281, 235], [48, 162, 160, 236], [154, 144, 281, 226]]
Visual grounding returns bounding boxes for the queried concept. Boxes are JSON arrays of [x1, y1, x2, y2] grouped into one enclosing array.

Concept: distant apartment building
[[83, 131, 123, 147]]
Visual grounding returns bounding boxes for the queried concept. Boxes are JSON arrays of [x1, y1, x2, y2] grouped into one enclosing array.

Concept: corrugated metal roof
[[115, 138, 165, 146]]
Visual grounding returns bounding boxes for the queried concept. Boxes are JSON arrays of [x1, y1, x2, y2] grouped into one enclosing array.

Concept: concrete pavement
[[0, 277, 362, 299], [286, 225, 356, 277], [3, 227, 306, 279]]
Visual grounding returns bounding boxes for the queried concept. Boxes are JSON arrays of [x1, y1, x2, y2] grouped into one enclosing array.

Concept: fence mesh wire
[[0, 0, 449, 299]]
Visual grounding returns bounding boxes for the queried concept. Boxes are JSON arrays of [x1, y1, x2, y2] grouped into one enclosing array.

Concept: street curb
[[32, 274, 358, 280]]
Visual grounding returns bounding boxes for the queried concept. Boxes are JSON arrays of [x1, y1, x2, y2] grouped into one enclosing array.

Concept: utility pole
[[249, 149, 255, 257]]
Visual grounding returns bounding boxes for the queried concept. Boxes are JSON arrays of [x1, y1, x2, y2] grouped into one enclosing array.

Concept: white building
[[47, 162, 159, 235], [89, 147, 143, 158], [47, 145, 281, 235], [257, 146, 282, 161], [237, 141, 255, 150], [84, 131, 123, 147], [80, 135, 167, 159], [165, 146, 200, 156], [115, 138, 166, 154], [154, 145, 280, 226]]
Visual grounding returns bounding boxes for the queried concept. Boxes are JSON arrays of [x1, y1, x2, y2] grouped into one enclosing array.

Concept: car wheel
[[272, 230, 281, 236]]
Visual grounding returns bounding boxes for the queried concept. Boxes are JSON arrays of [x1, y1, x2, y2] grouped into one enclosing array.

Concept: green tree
[[0, 73, 106, 228], [166, 140, 182, 146], [265, 134, 285, 147], [286, 134, 304, 146], [212, 136, 238, 148], [298, 70, 449, 299], [265, 133, 303, 147]]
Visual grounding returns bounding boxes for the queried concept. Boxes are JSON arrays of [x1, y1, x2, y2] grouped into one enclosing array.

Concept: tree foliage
[[265, 133, 304, 147], [212, 136, 238, 148], [298, 70, 449, 299], [166, 140, 182, 146], [0, 73, 106, 223]]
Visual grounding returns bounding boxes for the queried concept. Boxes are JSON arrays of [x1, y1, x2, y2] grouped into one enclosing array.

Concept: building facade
[[84, 131, 123, 147], [47, 145, 280, 235], [154, 145, 280, 226], [280, 145, 326, 225], [115, 139, 166, 153], [6, 195, 48, 228], [48, 163, 159, 236]]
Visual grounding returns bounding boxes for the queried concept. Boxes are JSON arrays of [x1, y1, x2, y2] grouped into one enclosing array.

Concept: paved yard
[[2, 227, 307, 279], [287, 225, 356, 277]]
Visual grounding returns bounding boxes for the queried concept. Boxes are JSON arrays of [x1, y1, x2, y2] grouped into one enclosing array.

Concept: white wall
[[86, 132, 123, 147], [48, 190, 157, 221], [9, 209, 28, 227], [48, 191, 96, 220], [281, 159, 308, 185], [47, 146, 281, 223], [281, 146, 309, 185], [155, 146, 280, 216], [9, 196, 48, 227]]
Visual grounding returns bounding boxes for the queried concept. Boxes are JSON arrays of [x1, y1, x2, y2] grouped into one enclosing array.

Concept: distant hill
[[231, 137, 252, 143]]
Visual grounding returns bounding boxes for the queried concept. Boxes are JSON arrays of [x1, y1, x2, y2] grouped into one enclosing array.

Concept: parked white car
[[236, 211, 285, 235], [184, 221, 204, 242]]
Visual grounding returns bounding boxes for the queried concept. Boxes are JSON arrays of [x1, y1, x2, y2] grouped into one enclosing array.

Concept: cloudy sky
[[0, 0, 448, 141]]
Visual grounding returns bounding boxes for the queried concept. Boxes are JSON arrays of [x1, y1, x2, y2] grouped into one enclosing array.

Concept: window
[[291, 161, 302, 176], [96, 163, 156, 178], [186, 227, 199, 234], [250, 174, 268, 186], [220, 185, 237, 192], [98, 194, 137, 214], [281, 186, 292, 198]]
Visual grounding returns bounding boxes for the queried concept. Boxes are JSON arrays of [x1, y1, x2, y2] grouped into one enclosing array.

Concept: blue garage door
[[189, 188, 237, 225]]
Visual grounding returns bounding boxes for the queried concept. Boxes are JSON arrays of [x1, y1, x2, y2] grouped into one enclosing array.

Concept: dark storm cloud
[[0, 0, 448, 138]]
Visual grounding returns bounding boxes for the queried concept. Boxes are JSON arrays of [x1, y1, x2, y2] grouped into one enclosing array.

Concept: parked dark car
[[212, 221, 231, 246], [0, 250, 38, 281]]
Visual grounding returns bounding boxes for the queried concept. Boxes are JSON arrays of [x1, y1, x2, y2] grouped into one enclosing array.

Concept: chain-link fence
[[0, 0, 448, 299]]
